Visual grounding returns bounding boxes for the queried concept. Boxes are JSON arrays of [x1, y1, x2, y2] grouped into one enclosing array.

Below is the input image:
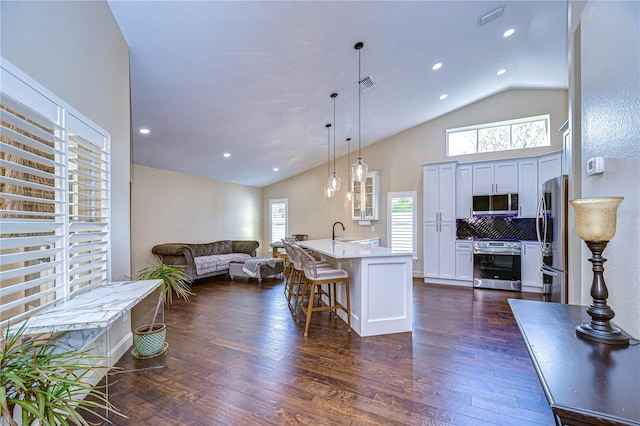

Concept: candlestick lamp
[[569, 197, 629, 346]]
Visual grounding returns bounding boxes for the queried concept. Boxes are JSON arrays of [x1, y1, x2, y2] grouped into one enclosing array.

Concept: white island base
[[299, 239, 413, 337]]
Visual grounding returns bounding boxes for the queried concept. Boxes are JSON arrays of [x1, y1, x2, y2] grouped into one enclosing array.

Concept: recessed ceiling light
[[223, 153, 231, 158], [432, 63, 442, 71], [273, 167, 279, 172], [139, 128, 150, 134], [439, 94, 448, 100], [503, 28, 515, 38], [497, 68, 507, 75]]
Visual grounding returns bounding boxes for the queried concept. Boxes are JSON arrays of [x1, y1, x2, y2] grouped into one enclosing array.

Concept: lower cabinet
[[521, 242, 543, 290], [423, 221, 456, 280], [455, 241, 473, 281]]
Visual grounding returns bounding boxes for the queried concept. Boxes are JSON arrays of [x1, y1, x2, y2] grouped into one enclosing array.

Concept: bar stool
[[297, 247, 351, 337]]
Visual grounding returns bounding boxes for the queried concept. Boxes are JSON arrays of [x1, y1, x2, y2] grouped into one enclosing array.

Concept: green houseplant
[[1, 323, 124, 426], [133, 262, 194, 357]]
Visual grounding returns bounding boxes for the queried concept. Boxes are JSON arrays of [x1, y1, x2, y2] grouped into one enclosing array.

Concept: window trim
[[268, 198, 288, 244], [387, 191, 417, 260], [446, 114, 550, 157]]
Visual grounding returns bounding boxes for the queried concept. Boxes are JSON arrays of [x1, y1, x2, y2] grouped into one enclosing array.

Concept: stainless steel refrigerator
[[536, 175, 568, 303]]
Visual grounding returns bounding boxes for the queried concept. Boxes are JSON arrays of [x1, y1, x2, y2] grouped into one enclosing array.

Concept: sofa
[[151, 240, 260, 281]]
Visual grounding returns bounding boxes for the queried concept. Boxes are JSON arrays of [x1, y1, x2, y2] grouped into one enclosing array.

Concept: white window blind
[[387, 191, 417, 259], [67, 114, 110, 297], [269, 198, 288, 243], [0, 60, 110, 330]]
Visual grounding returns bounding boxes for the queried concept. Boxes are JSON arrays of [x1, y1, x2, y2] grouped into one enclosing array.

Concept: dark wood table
[[509, 299, 640, 426]]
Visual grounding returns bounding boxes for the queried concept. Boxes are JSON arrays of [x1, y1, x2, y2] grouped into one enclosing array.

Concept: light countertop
[[299, 239, 412, 259], [13, 280, 163, 335]]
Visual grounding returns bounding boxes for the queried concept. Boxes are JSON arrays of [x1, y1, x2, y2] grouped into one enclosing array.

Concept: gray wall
[[571, 0, 640, 337]]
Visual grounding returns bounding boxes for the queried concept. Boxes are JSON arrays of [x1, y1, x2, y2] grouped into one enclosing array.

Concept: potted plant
[[1, 323, 125, 425], [133, 262, 194, 358]]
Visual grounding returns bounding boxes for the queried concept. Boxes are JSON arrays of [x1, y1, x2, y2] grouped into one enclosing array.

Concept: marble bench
[[229, 257, 284, 284]]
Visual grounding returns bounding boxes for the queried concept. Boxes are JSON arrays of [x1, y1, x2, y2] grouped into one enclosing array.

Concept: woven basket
[[133, 323, 166, 357]]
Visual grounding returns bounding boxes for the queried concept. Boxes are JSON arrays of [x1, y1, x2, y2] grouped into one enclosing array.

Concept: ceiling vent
[[358, 76, 376, 92], [478, 6, 505, 26]]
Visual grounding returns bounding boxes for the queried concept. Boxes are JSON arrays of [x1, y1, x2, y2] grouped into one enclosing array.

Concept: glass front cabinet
[[351, 171, 380, 220]]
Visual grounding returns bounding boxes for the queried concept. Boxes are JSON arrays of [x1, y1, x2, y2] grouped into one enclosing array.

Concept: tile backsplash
[[456, 217, 538, 241]]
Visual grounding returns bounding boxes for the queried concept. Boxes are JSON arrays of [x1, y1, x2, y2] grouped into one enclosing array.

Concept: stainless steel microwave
[[472, 193, 519, 216]]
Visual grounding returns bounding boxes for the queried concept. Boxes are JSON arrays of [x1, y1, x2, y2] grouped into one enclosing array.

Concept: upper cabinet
[[517, 158, 538, 218], [423, 162, 456, 222], [472, 160, 518, 195], [538, 152, 563, 189], [352, 171, 380, 221], [456, 164, 473, 219]]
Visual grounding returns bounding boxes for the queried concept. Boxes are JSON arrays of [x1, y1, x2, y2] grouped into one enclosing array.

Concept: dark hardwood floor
[[101, 276, 555, 425]]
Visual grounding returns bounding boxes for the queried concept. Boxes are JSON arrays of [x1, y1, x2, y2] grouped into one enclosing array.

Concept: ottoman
[[229, 257, 284, 284]]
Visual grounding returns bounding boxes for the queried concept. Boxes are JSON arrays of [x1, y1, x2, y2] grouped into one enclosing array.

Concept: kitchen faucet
[[332, 221, 345, 241]]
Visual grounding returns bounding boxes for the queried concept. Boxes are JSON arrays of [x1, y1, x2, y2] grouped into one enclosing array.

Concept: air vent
[[478, 6, 504, 26], [358, 76, 376, 92]]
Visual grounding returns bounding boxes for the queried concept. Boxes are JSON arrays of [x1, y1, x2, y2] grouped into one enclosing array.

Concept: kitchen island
[[298, 239, 413, 337]]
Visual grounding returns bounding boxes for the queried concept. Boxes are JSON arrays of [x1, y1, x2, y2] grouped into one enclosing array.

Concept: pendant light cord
[[358, 47, 362, 158], [332, 93, 337, 175], [326, 123, 331, 178]]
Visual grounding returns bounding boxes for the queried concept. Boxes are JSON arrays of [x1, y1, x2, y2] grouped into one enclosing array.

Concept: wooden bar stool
[[297, 247, 351, 337]]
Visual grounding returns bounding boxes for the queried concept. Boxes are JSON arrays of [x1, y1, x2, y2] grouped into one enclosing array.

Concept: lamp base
[[575, 322, 629, 346]]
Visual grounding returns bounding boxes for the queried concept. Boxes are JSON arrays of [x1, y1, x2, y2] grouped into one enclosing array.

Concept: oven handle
[[473, 248, 522, 255]]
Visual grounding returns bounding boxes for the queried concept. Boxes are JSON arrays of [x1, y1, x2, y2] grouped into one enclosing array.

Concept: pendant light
[[323, 123, 335, 198], [328, 93, 341, 192], [352, 41, 369, 183], [345, 137, 353, 201]]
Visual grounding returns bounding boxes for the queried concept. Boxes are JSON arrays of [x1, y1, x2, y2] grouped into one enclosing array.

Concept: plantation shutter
[[1, 60, 111, 330], [66, 114, 110, 296], [269, 199, 287, 243], [388, 192, 417, 259], [0, 80, 67, 328]]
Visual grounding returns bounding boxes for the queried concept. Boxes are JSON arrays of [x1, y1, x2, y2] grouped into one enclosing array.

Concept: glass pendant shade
[[570, 197, 624, 241], [352, 158, 368, 182], [346, 187, 353, 202], [328, 173, 341, 192], [324, 184, 335, 198]]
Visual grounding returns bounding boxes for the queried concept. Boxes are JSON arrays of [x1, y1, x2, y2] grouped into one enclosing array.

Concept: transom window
[[447, 115, 550, 156]]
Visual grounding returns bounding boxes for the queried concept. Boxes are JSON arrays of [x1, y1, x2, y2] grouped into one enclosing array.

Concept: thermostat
[[586, 157, 604, 176]]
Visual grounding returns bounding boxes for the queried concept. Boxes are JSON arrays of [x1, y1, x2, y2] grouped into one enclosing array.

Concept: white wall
[[131, 165, 263, 275], [264, 89, 568, 277], [572, 0, 640, 337], [1, 0, 132, 280]]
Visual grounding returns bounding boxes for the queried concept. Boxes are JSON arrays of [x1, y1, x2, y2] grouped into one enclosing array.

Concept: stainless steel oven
[[473, 240, 522, 291]]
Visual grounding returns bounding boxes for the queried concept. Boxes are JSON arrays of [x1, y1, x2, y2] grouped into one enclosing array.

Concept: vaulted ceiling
[[108, 1, 568, 188]]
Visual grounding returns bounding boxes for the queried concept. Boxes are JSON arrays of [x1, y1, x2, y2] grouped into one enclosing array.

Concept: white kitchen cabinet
[[423, 162, 456, 280], [424, 221, 456, 280], [521, 242, 543, 289], [456, 164, 473, 219], [518, 158, 538, 218], [423, 163, 456, 222], [472, 160, 518, 195], [352, 171, 380, 221], [455, 240, 473, 281], [538, 152, 562, 188]]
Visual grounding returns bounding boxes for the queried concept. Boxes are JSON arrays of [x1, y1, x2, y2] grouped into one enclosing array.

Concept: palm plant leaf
[[1, 322, 126, 425], [137, 262, 194, 304]]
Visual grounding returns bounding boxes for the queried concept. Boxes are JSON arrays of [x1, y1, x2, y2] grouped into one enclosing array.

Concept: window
[[269, 198, 288, 244], [387, 191, 417, 260], [0, 60, 110, 330], [447, 115, 550, 156]]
